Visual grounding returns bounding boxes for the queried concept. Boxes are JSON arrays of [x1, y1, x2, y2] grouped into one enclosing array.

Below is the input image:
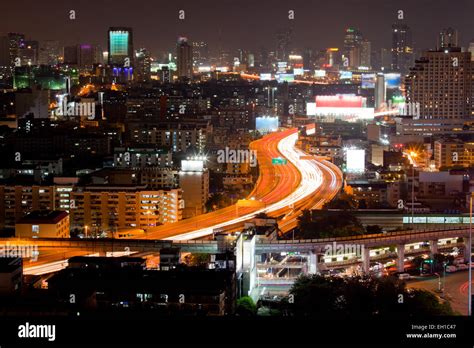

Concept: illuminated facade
[[108, 27, 133, 67], [70, 186, 182, 231], [405, 48, 472, 121]]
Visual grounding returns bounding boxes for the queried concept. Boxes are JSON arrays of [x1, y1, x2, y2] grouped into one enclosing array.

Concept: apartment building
[[69, 186, 183, 232]]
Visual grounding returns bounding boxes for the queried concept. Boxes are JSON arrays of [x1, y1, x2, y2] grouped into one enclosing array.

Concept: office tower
[[342, 28, 370, 69], [380, 48, 392, 70], [38, 40, 61, 66], [108, 27, 133, 66], [247, 53, 255, 68], [360, 40, 371, 68], [18, 40, 38, 66], [391, 24, 413, 75], [192, 41, 208, 66], [438, 27, 458, 49], [237, 48, 247, 66], [303, 48, 313, 70], [78, 44, 94, 68], [177, 37, 193, 79], [179, 159, 209, 218], [405, 47, 472, 120], [276, 27, 292, 61], [325, 47, 339, 67], [94, 44, 104, 65], [63, 45, 78, 65], [343, 28, 363, 68], [135, 48, 151, 82], [8, 32, 25, 66]]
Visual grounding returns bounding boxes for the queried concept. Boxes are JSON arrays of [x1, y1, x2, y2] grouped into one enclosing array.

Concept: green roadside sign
[[272, 157, 288, 165]]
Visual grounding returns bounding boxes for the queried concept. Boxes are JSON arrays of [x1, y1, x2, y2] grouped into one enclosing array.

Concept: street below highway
[[408, 270, 473, 315]]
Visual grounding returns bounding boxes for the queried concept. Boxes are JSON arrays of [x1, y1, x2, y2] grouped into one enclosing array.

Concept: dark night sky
[[2, 0, 473, 56]]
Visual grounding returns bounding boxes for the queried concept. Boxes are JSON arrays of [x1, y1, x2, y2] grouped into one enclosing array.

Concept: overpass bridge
[[1, 226, 471, 274]]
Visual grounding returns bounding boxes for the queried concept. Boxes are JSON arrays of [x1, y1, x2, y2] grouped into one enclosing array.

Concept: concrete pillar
[[308, 250, 319, 274], [397, 244, 405, 273], [362, 247, 370, 274], [465, 237, 472, 262], [429, 240, 438, 256]]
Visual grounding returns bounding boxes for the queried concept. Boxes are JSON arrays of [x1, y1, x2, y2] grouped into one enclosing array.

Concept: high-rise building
[[438, 28, 458, 49], [380, 48, 392, 70], [276, 27, 292, 61], [108, 27, 133, 67], [177, 37, 192, 79], [38, 40, 61, 66], [63, 45, 78, 65], [8, 33, 25, 66], [360, 40, 371, 68], [302, 48, 313, 70], [78, 44, 94, 68], [18, 40, 38, 66], [391, 24, 413, 75], [343, 28, 363, 68], [405, 47, 472, 120], [179, 159, 209, 218], [192, 41, 208, 66], [135, 48, 151, 82]]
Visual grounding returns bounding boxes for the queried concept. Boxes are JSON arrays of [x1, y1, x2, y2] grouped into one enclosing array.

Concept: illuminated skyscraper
[[343, 28, 363, 68], [177, 37, 193, 79], [135, 48, 151, 82], [391, 24, 413, 75], [405, 47, 472, 120], [108, 27, 133, 67]]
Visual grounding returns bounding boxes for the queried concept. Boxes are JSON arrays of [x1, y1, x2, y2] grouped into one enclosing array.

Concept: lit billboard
[[339, 71, 353, 79], [260, 73, 272, 81], [384, 73, 401, 89], [315, 95, 364, 108], [346, 149, 365, 173], [256, 116, 279, 133], [361, 73, 376, 89], [276, 74, 295, 83], [293, 68, 304, 76], [314, 70, 326, 77], [306, 102, 317, 116], [181, 160, 204, 172]]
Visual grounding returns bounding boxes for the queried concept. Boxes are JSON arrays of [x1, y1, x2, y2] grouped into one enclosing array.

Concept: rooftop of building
[[17, 210, 68, 225]]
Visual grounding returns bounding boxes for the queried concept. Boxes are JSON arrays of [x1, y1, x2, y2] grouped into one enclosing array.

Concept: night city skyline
[[2, 0, 474, 55], [1, 0, 474, 346]]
